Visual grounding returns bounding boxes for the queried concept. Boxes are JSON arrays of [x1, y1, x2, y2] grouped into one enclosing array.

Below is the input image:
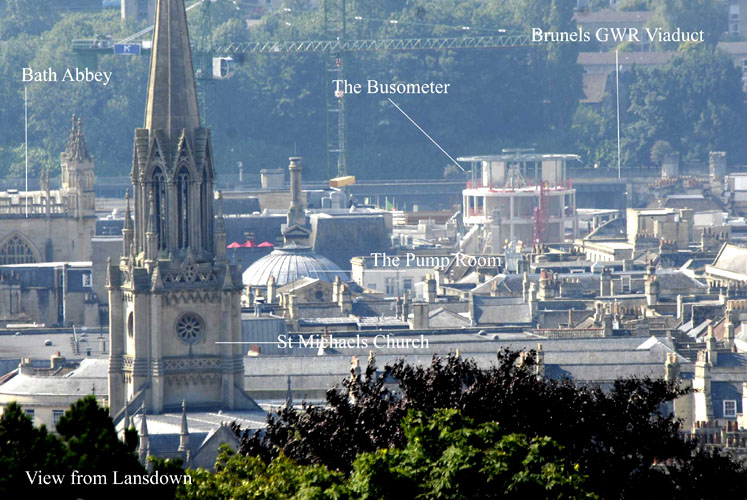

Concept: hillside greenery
[[0, 0, 742, 183]]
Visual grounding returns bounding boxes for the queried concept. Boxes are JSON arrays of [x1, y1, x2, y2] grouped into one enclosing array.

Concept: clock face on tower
[[175, 312, 204, 345]]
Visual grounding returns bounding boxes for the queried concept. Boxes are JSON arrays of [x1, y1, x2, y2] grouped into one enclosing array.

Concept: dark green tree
[[349, 409, 596, 500], [178, 411, 596, 500], [0, 396, 188, 497], [55, 395, 143, 475], [626, 45, 746, 165], [653, 0, 725, 46], [0, 402, 67, 495], [0, 0, 59, 39], [235, 350, 747, 499], [177, 445, 350, 500]]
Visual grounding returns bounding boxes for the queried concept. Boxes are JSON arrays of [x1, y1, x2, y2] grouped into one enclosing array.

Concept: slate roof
[[656, 270, 707, 292], [577, 51, 673, 67], [573, 9, 653, 24], [471, 274, 529, 296], [585, 217, 626, 239], [130, 410, 266, 436], [713, 352, 747, 368], [647, 195, 723, 212], [709, 243, 747, 277], [472, 296, 532, 325], [428, 307, 472, 328], [0, 358, 108, 397], [277, 276, 323, 295], [127, 409, 266, 458], [243, 335, 684, 396], [0, 331, 108, 360], [711, 381, 742, 419], [218, 196, 261, 216], [678, 319, 712, 340]]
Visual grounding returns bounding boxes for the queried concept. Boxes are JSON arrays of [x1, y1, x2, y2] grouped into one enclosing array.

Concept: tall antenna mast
[[24, 86, 29, 217], [616, 50, 621, 180]]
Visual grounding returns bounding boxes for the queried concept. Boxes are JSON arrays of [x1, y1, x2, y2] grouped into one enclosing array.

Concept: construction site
[[459, 150, 579, 248]]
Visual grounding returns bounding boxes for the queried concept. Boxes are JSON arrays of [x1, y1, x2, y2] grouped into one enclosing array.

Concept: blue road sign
[[114, 43, 141, 55]]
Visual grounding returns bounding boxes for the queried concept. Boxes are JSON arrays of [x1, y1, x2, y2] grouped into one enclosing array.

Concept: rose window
[[175, 313, 204, 344]]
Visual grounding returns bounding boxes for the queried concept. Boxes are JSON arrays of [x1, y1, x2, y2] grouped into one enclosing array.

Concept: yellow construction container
[[329, 175, 356, 188]]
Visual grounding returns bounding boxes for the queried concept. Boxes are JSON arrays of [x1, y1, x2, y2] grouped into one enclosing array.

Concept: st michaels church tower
[[107, 0, 256, 414]]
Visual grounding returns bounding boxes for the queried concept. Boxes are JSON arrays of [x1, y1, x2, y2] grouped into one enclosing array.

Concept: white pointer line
[[387, 98, 466, 172]]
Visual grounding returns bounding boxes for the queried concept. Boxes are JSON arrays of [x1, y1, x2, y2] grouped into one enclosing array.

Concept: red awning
[[242, 240, 256, 248], [227, 242, 241, 248], [257, 241, 275, 247]]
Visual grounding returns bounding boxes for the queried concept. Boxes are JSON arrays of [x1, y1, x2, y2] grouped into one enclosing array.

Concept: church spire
[[144, 0, 201, 136], [138, 404, 150, 463], [123, 190, 133, 257], [178, 399, 189, 453], [65, 114, 91, 161]]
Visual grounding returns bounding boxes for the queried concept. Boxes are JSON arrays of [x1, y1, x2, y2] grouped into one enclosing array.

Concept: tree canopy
[[0, 395, 183, 497], [178, 410, 597, 500], [0, 1, 741, 181], [1, 0, 581, 181], [231, 351, 747, 500]]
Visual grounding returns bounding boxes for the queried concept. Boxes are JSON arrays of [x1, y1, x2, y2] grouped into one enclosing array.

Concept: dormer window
[[724, 400, 737, 418]]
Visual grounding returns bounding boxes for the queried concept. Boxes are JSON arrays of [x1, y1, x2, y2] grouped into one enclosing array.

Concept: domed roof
[[242, 244, 348, 287]]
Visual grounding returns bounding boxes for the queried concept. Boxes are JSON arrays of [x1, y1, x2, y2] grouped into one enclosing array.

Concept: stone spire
[[139, 405, 150, 463], [145, 192, 158, 262], [215, 191, 226, 260], [285, 376, 293, 407], [123, 190, 133, 257], [144, 0, 201, 137], [65, 114, 91, 161], [129, 0, 215, 262], [178, 399, 189, 453]]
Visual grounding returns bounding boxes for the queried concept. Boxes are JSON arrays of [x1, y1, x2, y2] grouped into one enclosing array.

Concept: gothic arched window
[[0, 235, 36, 265], [200, 166, 209, 251], [152, 167, 167, 250], [176, 166, 190, 249]]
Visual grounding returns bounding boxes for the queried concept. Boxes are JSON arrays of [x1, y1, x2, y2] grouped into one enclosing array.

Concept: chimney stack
[[287, 157, 305, 227]]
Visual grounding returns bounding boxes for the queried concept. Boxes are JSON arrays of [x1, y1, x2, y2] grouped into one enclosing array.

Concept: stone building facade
[[0, 116, 96, 266], [0, 116, 97, 326]]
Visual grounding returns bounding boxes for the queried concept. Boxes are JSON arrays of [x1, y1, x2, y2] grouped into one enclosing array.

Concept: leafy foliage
[[652, 0, 725, 46], [348, 409, 596, 500], [179, 411, 596, 500], [625, 45, 747, 166], [0, 401, 68, 494], [235, 351, 747, 499], [0, 1, 740, 181], [574, 43, 747, 169], [55, 395, 143, 475], [178, 445, 349, 500], [0, 0, 582, 182], [0, 395, 185, 497]]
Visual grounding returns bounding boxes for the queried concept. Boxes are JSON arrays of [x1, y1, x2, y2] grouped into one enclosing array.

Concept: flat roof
[[457, 154, 580, 162], [634, 209, 677, 216], [0, 261, 91, 268]]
